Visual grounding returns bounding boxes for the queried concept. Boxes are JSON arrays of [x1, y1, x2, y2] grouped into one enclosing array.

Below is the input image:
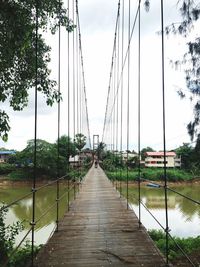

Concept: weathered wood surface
[[35, 166, 166, 267]]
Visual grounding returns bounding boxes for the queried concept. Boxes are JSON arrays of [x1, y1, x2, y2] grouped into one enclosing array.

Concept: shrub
[[0, 164, 16, 175], [0, 207, 40, 267], [148, 229, 200, 260]]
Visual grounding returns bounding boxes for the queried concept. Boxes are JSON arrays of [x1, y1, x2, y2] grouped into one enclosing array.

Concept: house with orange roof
[[144, 151, 181, 168]]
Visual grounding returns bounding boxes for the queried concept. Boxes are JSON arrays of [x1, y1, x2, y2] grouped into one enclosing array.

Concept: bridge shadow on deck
[[35, 166, 166, 267]]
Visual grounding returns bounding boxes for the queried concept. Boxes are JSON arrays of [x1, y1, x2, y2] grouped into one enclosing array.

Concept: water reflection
[[0, 184, 74, 245], [0, 183, 199, 244], [121, 184, 200, 237]]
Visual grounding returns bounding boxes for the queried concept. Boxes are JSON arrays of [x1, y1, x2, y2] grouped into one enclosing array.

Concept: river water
[[121, 183, 200, 238], [0, 183, 199, 245]]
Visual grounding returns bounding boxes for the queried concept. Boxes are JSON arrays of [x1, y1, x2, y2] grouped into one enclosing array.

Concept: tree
[[96, 142, 106, 160], [74, 133, 86, 152], [16, 139, 58, 176], [0, 207, 24, 264], [191, 134, 200, 172], [145, 1, 200, 140], [175, 143, 193, 170], [56, 135, 77, 160], [0, 1, 74, 141], [141, 147, 154, 160]]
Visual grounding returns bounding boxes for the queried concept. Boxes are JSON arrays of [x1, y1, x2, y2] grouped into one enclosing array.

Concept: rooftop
[[0, 150, 16, 155], [145, 151, 176, 157]]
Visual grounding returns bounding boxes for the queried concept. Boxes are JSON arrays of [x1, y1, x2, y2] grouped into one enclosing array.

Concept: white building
[[122, 151, 138, 162], [0, 150, 16, 163], [145, 152, 181, 168]]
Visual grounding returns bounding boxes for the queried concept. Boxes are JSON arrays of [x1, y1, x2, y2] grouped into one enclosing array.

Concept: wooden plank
[[35, 166, 167, 267]]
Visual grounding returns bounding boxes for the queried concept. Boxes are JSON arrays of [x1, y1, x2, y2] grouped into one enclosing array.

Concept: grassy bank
[[149, 229, 200, 265], [105, 168, 195, 182], [3, 166, 90, 182]]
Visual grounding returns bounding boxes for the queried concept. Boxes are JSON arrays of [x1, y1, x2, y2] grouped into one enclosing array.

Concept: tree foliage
[[14, 136, 76, 178], [141, 146, 154, 160], [0, 207, 24, 264], [0, 0, 74, 141], [96, 142, 106, 160], [175, 142, 193, 170], [74, 133, 86, 152], [145, 1, 200, 140], [56, 135, 77, 159]]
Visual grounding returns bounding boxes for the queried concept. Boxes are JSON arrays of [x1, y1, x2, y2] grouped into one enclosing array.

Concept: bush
[[148, 229, 200, 260], [0, 164, 16, 175], [0, 207, 24, 264], [8, 169, 33, 181], [9, 241, 41, 267], [0, 207, 40, 267], [105, 168, 193, 182]]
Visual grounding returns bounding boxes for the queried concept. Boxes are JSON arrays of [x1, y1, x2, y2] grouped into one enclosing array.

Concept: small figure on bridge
[[95, 160, 98, 168]]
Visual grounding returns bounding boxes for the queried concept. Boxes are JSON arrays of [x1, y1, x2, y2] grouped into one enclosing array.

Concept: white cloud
[[1, 0, 196, 152]]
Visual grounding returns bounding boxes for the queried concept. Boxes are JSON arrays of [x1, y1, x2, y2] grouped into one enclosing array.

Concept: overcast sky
[[0, 0, 196, 152]]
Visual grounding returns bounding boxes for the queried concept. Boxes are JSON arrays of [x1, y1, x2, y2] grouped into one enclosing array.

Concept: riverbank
[[105, 168, 200, 183], [149, 230, 200, 266], [1, 172, 200, 187], [0, 175, 82, 188]]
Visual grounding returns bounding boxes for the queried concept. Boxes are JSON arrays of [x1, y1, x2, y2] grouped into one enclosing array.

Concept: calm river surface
[[0, 183, 199, 245], [121, 183, 200, 238], [0, 183, 75, 245]]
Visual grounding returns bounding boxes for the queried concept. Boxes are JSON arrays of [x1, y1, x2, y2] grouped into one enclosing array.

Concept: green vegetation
[[74, 133, 87, 152], [105, 168, 193, 182], [0, 164, 16, 175], [0, 207, 40, 267], [145, 1, 200, 140], [101, 150, 194, 182], [0, 0, 74, 141], [149, 229, 200, 262], [100, 141, 200, 182], [0, 134, 91, 181]]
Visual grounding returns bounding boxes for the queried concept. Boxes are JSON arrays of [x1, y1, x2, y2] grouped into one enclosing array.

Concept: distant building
[[69, 155, 80, 168], [144, 151, 181, 168], [0, 150, 16, 163], [122, 151, 138, 162]]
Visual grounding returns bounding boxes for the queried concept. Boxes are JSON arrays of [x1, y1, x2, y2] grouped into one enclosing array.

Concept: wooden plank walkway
[[35, 166, 166, 267]]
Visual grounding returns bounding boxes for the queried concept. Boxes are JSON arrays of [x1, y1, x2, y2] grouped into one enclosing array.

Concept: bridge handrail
[[110, 176, 197, 266], [1, 172, 81, 266], [0, 174, 70, 212]]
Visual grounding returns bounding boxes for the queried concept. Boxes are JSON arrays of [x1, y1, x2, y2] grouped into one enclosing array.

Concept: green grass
[[0, 164, 16, 175], [148, 229, 200, 260], [105, 168, 194, 182]]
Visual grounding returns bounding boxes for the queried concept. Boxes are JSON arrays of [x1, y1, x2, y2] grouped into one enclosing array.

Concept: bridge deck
[[35, 166, 166, 267]]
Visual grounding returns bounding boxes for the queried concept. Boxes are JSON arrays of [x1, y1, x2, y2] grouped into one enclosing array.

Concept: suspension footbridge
[[0, 0, 200, 267], [34, 166, 166, 267]]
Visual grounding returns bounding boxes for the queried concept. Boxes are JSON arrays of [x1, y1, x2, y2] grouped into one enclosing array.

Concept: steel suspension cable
[[113, 37, 117, 154], [102, 0, 121, 142], [76, 0, 91, 148], [72, 0, 76, 199], [76, 2, 79, 136], [75, 0, 80, 182], [67, 0, 70, 212], [120, 0, 124, 197], [138, 0, 142, 227], [31, 0, 39, 265], [56, 0, 61, 232], [104, 2, 140, 139], [160, 0, 169, 265], [126, 0, 131, 210], [116, 3, 120, 190]]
